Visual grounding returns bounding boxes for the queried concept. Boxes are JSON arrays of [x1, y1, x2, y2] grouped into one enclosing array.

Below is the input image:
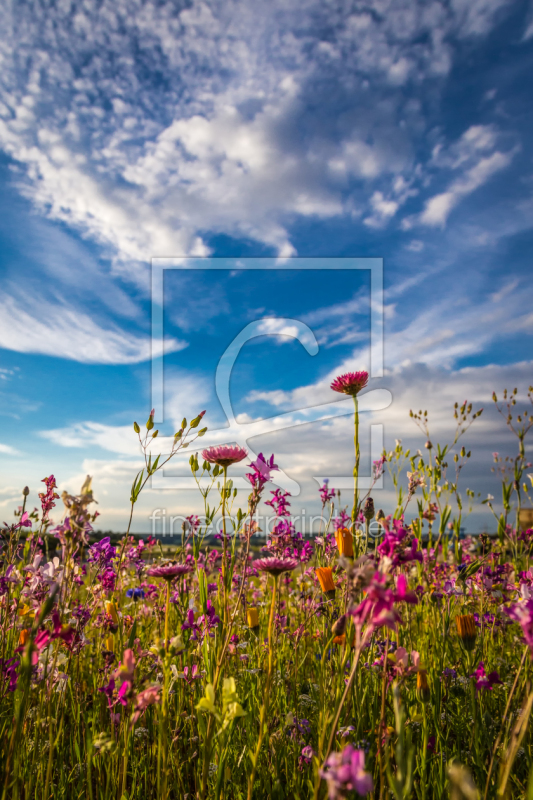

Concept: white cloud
[[420, 134, 515, 227], [0, 443, 19, 455], [0, 0, 519, 271], [0, 293, 185, 364]]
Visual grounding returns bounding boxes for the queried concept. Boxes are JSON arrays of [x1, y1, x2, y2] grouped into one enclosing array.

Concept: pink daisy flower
[[254, 556, 298, 576], [146, 563, 193, 581], [330, 371, 369, 396], [202, 445, 248, 467]]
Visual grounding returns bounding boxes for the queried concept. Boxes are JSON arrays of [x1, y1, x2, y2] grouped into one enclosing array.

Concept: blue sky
[[0, 0, 533, 532]]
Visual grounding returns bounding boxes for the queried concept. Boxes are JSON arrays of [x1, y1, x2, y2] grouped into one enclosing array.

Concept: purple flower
[[247, 453, 278, 487], [126, 588, 145, 601], [202, 445, 248, 467], [254, 557, 299, 576], [320, 745, 373, 798], [320, 480, 336, 505], [182, 609, 201, 641], [146, 563, 193, 581], [471, 662, 502, 693], [88, 536, 117, 567], [330, 371, 369, 397]]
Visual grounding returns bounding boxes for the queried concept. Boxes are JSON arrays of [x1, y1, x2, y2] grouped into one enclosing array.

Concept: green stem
[[351, 396, 360, 531], [246, 575, 278, 800]]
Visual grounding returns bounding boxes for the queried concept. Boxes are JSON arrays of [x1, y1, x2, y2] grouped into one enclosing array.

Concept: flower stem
[[246, 575, 278, 800], [351, 396, 360, 531]]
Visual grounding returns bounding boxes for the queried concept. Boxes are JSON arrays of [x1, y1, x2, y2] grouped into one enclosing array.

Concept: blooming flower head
[[503, 599, 533, 654], [330, 371, 369, 397], [202, 445, 248, 467], [471, 662, 502, 693], [254, 556, 298, 577], [320, 745, 373, 798], [146, 563, 193, 581]]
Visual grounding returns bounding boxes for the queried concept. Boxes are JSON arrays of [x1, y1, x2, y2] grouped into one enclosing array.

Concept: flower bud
[[335, 527, 354, 558], [105, 601, 119, 626], [315, 567, 336, 599], [22, 486, 30, 497], [363, 497, 374, 521], [331, 614, 347, 638], [425, 440, 433, 450], [455, 614, 477, 651], [416, 669, 430, 703], [133, 421, 140, 434], [19, 628, 30, 647], [247, 607, 259, 630]]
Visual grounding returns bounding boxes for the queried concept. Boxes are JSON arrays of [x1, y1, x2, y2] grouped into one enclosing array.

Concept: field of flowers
[[2, 372, 533, 800]]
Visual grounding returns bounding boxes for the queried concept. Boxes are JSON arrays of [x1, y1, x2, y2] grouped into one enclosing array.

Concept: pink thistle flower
[[330, 371, 369, 397], [202, 445, 248, 467], [254, 556, 298, 576], [146, 563, 194, 581]]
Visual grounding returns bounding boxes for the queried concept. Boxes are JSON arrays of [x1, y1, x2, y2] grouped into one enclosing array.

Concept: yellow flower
[[17, 604, 35, 618], [196, 683, 217, 716], [105, 601, 119, 625], [106, 634, 115, 652], [247, 607, 259, 629]]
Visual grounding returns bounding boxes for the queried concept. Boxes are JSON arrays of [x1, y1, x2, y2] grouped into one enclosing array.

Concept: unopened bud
[[133, 421, 140, 434], [425, 440, 433, 450], [376, 509, 385, 521], [331, 614, 347, 637], [22, 486, 30, 497], [416, 669, 430, 703], [363, 497, 374, 521]]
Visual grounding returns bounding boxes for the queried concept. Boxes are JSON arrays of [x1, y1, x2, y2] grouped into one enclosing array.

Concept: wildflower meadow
[[2, 373, 533, 800]]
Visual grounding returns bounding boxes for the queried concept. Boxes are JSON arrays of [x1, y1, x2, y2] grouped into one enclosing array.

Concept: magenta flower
[[146, 563, 193, 581], [471, 662, 502, 693], [330, 371, 369, 397], [320, 745, 373, 798], [254, 556, 299, 576], [202, 445, 248, 467]]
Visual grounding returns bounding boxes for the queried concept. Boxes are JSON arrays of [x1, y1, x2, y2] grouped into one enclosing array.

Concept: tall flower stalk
[[331, 371, 369, 535]]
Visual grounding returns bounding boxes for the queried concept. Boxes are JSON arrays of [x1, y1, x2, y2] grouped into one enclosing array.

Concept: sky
[[0, 0, 533, 534]]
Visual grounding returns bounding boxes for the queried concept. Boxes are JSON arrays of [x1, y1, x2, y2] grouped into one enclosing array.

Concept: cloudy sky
[[0, 0, 532, 533]]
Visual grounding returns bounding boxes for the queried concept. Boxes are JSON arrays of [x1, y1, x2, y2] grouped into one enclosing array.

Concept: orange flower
[[335, 527, 354, 558], [333, 634, 346, 645], [456, 614, 477, 651], [315, 567, 336, 597], [247, 607, 259, 629], [416, 669, 430, 703], [18, 629, 30, 647]]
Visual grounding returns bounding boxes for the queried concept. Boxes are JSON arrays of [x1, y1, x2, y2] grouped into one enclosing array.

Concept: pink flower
[[146, 563, 194, 580], [132, 685, 161, 722], [504, 599, 533, 654], [254, 557, 299, 576], [320, 745, 373, 798], [471, 662, 502, 693], [202, 445, 248, 467], [330, 371, 369, 397]]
